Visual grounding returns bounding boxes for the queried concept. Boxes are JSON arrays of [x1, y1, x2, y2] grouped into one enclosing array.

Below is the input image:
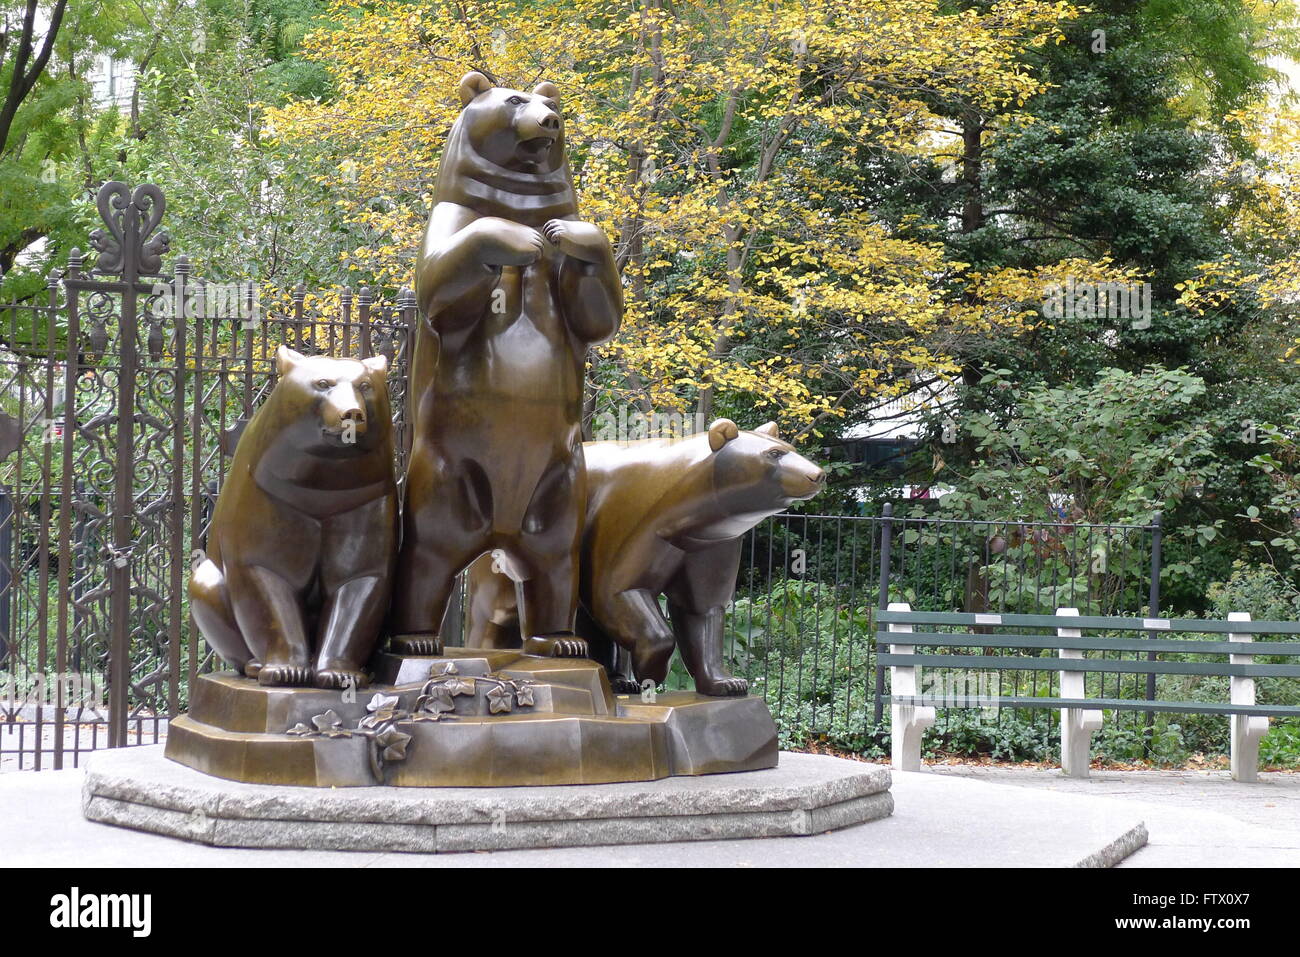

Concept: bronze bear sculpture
[[465, 420, 826, 695], [390, 71, 623, 659], [189, 346, 396, 689]]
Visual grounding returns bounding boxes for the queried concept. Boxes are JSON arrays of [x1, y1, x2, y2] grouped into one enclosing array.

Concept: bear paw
[[258, 664, 314, 687], [389, 634, 444, 656], [315, 669, 371, 691], [696, 675, 749, 697], [608, 674, 643, 694], [523, 635, 588, 658], [243, 660, 263, 679]]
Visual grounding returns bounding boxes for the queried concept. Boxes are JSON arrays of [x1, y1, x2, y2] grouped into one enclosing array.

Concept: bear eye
[[314, 379, 332, 390], [507, 95, 525, 106], [357, 380, 372, 392], [766, 448, 785, 460]]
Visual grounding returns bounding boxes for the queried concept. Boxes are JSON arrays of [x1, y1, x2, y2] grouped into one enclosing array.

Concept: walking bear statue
[[188, 346, 397, 689], [464, 420, 826, 695]]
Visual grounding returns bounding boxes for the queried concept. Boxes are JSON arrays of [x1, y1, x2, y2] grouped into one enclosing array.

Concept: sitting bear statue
[[189, 345, 396, 689]]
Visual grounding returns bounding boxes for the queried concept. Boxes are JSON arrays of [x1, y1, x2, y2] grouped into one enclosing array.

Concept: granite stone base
[[83, 746, 893, 852]]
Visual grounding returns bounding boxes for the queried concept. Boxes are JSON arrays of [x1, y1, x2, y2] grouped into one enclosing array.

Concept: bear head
[[269, 345, 391, 456], [434, 72, 577, 226], [707, 419, 826, 510]]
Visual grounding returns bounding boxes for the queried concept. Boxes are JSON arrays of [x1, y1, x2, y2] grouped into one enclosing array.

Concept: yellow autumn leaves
[[266, 0, 1092, 431]]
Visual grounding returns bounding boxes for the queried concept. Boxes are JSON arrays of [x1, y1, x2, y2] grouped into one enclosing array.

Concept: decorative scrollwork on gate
[[88, 182, 171, 278]]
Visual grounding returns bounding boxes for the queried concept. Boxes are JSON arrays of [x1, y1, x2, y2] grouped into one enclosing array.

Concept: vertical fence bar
[[873, 502, 893, 725], [108, 222, 140, 750], [1145, 512, 1163, 745], [168, 263, 187, 719], [0, 488, 11, 671], [57, 255, 83, 765], [40, 273, 59, 768], [358, 286, 373, 358]]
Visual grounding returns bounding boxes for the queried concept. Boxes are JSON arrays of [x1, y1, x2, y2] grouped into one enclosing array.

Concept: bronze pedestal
[[166, 647, 777, 787]]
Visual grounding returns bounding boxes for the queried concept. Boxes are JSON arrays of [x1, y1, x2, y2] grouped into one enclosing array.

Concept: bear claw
[[523, 635, 588, 658], [390, 635, 444, 656], [258, 664, 314, 687], [608, 675, 642, 694], [697, 676, 749, 696], [315, 669, 370, 691]]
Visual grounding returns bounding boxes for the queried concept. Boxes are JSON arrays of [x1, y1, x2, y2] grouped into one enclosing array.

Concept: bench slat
[[876, 630, 1300, 656], [879, 652, 1300, 678], [876, 609, 1300, 634], [891, 694, 1300, 717]]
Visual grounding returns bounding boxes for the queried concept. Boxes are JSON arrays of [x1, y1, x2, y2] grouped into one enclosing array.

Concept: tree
[[265, 0, 1083, 431], [1, 0, 71, 287]]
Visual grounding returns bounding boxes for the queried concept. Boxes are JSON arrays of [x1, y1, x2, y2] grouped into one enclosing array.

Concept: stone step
[[84, 746, 893, 853]]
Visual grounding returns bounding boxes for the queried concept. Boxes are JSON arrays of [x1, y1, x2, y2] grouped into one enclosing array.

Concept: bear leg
[[593, 588, 676, 684], [188, 559, 253, 673], [389, 515, 478, 653], [666, 599, 748, 696], [228, 564, 314, 687], [314, 573, 387, 690], [463, 553, 522, 649], [516, 557, 586, 659]]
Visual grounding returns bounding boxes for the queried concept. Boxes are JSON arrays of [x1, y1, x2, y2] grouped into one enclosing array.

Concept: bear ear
[[708, 418, 740, 452], [754, 421, 780, 439], [459, 71, 493, 106], [362, 354, 388, 376], [532, 81, 560, 102], [276, 345, 304, 376]]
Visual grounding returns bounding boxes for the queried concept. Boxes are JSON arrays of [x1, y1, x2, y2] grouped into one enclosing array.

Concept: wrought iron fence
[[0, 182, 417, 770], [0, 181, 1165, 770], [668, 508, 1161, 751]]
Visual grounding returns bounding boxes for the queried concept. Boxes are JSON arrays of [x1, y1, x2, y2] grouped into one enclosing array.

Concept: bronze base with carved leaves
[[164, 647, 778, 787]]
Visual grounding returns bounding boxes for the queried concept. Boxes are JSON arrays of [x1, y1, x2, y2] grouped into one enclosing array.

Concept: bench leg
[[1056, 608, 1100, 779], [1228, 613, 1266, 783], [886, 602, 935, 772], [1230, 715, 1269, 783], [1061, 707, 1103, 778], [891, 702, 936, 772]]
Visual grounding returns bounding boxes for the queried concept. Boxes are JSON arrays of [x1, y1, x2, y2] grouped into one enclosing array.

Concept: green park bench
[[878, 603, 1300, 781]]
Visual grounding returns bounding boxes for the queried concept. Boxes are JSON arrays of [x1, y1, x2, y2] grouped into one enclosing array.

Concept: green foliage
[[936, 366, 1216, 527]]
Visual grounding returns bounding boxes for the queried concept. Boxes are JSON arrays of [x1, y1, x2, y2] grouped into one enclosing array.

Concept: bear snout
[[321, 385, 368, 435], [517, 103, 561, 143], [781, 457, 827, 499]]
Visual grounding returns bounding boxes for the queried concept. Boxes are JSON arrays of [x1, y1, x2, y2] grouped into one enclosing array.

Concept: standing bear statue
[[390, 71, 623, 658], [189, 346, 397, 689]]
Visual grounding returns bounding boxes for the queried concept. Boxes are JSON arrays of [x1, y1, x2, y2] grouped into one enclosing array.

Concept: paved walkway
[[1, 756, 1296, 866], [923, 764, 1300, 867]]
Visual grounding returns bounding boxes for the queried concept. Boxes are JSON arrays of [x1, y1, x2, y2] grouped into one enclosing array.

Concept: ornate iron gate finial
[[87, 182, 171, 279]]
